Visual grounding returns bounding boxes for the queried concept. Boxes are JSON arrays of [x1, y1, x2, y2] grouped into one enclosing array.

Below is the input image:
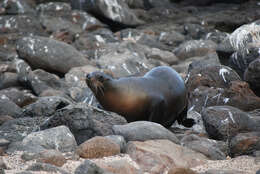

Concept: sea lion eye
[[98, 75, 104, 81]]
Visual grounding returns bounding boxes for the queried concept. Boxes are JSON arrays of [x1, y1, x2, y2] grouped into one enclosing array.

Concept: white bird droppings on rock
[[219, 68, 230, 83]]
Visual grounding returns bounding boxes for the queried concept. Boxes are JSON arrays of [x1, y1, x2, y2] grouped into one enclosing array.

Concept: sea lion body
[[86, 66, 193, 127]]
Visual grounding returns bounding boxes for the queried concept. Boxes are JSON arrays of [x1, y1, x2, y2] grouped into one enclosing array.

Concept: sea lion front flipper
[[148, 97, 166, 124]]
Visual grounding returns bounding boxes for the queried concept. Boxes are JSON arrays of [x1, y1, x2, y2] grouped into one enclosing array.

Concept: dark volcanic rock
[[0, 15, 43, 35], [173, 40, 217, 60], [228, 44, 260, 78], [16, 36, 89, 74], [186, 65, 241, 93], [181, 134, 227, 160], [230, 132, 260, 157], [40, 104, 127, 144], [21, 96, 71, 117], [0, 72, 19, 89], [75, 159, 112, 174], [73, 28, 118, 59], [39, 15, 82, 35], [36, 2, 71, 16], [188, 80, 260, 113], [25, 69, 69, 96], [0, 117, 46, 143], [202, 106, 260, 141], [83, 0, 144, 26], [112, 121, 180, 144], [0, 0, 36, 15], [158, 30, 185, 48], [172, 52, 220, 74], [244, 58, 260, 97], [0, 97, 22, 118], [94, 42, 154, 77], [0, 88, 37, 107]]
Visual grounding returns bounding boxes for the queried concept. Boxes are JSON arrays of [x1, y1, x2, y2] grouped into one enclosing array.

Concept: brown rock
[[37, 149, 66, 167], [126, 139, 208, 173], [189, 80, 260, 113], [223, 81, 260, 111], [186, 65, 241, 93], [230, 132, 260, 157], [94, 155, 141, 174], [168, 167, 197, 174], [76, 136, 120, 159]]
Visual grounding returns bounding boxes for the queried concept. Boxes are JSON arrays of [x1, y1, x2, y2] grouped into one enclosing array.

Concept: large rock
[[0, 0, 36, 15], [16, 36, 89, 74], [244, 58, 260, 96], [76, 136, 120, 159], [126, 139, 208, 173], [202, 106, 260, 141], [73, 28, 118, 59], [40, 104, 127, 144], [173, 40, 217, 60], [25, 69, 69, 96], [84, 0, 144, 26], [228, 43, 260, 78], [0, 117, 46, 143], [0, 72, 19, 90], [112, 121, 179, 144], [188, 81, 260, 113], [94, 154, 140, 174], [39, 150, 66, 167], [0, 97, 22, 118], [186, 65, 241, 93], [228, 20, 260, 53], [172, 52, 220, 74], [0, 88, 37, 107], [95, 41, 154, 78], [0, 15, 43, 35], [75, 160, 113, 174], [21, 125, 77, 153], [181, 134, 227, 160], [21, 96, 71, 117], [230, 132, 260, 157]]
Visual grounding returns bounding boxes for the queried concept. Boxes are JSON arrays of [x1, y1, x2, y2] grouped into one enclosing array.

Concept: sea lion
[[86, 66, 194, 127]]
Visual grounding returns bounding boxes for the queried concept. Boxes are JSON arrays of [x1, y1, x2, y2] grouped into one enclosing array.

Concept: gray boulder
[[22, 125, 77, 153], [112, 121, 180, 144], [202, 106, 260, 141], [16, 36, 89, 74], [40, 104, 127, 144]]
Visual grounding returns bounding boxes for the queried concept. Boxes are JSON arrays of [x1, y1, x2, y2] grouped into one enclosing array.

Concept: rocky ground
[[1, 0, 260, 173]]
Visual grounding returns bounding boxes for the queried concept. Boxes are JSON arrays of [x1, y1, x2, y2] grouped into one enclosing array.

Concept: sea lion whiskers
[[92, 80, 105, 96]]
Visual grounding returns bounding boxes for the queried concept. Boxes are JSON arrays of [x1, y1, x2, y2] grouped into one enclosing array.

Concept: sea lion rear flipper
[[177, 106, 195, 128]]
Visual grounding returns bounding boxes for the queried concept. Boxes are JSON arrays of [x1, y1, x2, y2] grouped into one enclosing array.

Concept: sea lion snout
[[86, 73, 91, 80]]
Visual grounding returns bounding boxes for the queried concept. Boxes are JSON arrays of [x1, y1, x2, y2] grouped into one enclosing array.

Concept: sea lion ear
[[102, 69, 115, 78]]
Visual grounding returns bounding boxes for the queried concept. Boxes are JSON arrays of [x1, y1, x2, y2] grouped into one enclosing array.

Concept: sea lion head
[[86, 71, 113, 97]]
